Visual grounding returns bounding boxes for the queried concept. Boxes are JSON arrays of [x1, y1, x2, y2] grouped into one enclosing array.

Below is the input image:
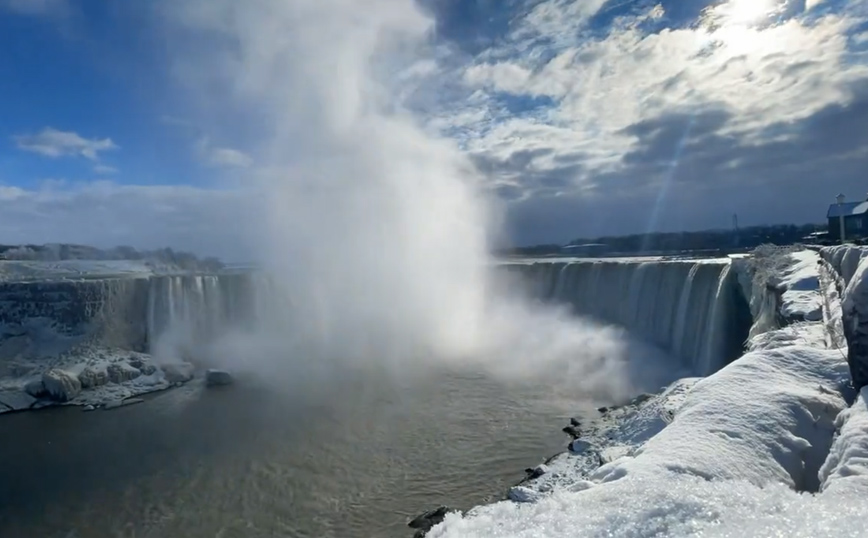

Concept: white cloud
[[13, 127, 118, 161], [0, 181, 260, 261], [93, 164, 118, 175], [450, 6, 868, 194], [195, 138, 253, 168]]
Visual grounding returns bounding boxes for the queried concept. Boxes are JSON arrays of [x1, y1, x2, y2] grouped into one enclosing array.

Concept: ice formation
[[0, 263, 276, 413], [429, 248, 868, 538]]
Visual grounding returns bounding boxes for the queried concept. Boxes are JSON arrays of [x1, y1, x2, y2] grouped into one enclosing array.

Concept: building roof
[[828, 201, 868, 218]]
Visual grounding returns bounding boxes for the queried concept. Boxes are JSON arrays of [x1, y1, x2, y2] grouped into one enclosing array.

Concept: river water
[[0, 366, 590, 538]]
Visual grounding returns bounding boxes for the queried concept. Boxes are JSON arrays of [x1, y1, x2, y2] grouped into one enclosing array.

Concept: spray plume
[[162, 0, 653, 402]]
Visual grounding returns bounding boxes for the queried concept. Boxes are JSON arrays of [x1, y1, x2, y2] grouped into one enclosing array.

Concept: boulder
[[128, 357, 157, 374], [562, 425, 581, 439], [24, 378, 47, 398], [408, 506, 457, 536], [161, 362, 195, 384], [78, 367, 109, 389], [107, 363, 141, 384], [42, 369, 82, 402], [507, 486, 541, 503], [205, 369, 233, 387]]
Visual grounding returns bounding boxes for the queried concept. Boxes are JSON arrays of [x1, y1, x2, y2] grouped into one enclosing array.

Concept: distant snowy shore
[[0, 245, 249, 414], [425, 247, 868, 537], [0, 243, 224, 282]]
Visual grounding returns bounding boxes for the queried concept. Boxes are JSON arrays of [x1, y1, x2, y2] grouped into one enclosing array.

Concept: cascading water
[[504, 258, 752, 376]]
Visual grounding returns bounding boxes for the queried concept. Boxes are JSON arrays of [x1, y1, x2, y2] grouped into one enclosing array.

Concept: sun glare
[[720, 0, 777, 26], [696, 0, 781, 55]]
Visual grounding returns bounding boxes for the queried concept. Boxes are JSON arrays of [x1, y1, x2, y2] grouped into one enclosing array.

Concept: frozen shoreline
[[0, 338, 196, 414], [426, 248, 868, 537]]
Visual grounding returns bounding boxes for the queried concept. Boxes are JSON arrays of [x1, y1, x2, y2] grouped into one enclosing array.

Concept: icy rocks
[[107, 363, 141, 384], [42, 369, 82, 402], [507, 486, 541, 503], [523, 464, 549, 480], [205, 369, 233, 387], [161, 362, 194, 384], [78, 367, 109, 389], [24, 378, 47, 398], [128, 357, 157, 376], [408, 506, 458, 537], [570, 439, 593, 454]]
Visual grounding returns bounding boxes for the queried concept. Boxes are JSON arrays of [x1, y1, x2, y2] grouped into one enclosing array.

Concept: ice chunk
[[42, 369, 81, 402]]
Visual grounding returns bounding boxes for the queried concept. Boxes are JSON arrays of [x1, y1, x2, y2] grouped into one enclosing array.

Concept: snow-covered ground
[[428, 249, 868, 537], [0, 259, 200, 282]]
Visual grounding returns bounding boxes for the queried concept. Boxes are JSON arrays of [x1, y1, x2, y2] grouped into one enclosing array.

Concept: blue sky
[[1, 0, 868, 256]]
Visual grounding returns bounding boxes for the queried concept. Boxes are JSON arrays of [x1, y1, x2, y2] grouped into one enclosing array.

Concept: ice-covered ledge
[[0, 264, 266, 413], [427, 249, 868, 537]]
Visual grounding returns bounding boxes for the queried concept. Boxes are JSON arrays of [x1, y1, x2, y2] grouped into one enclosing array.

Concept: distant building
[[827, 195, 868, 241]]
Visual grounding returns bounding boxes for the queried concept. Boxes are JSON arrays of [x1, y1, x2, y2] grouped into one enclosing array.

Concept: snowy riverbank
[[0, 253, 260, 414], [427, 249, 868, 537], [0, 336, 196, 413]]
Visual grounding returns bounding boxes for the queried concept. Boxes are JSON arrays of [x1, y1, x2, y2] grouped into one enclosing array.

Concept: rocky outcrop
[[42, 369, 81, 402], [408, 506, 459, 537], [107, 363, 141, 384], [77, 367, 109, 389]]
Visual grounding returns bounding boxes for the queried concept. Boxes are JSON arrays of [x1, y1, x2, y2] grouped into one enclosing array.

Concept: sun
[[719, 0, 778, 27], [695, 0, 781, 55]]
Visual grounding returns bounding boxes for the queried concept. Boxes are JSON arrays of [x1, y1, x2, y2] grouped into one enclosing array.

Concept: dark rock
[[205, 369, 233, 387], [78, 367, 109, 389], [562, 425, 581, 439], [570, 417, 581, 427], [107, 363, 141, 384], [597, 406, 609, 414], [524, 464, 548, 480], [42, 369, 82, 402], [161, 362, 194, 383], [408, 506, 457, 536], [631, 393, 653, 406]]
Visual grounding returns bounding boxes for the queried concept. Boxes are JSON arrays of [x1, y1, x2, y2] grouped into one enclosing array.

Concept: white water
[[504, 259, 751, 376]]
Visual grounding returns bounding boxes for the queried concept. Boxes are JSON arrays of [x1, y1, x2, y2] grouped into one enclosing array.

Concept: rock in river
[[408, 506, 458, 537], [205, 369, 233, 387]]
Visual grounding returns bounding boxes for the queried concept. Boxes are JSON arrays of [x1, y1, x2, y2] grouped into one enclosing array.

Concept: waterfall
[[504, 258, 751, 376]]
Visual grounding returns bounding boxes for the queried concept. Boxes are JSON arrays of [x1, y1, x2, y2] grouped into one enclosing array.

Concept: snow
[[0, 337, 193, 412], [821, 388, 868, 495], [433, 347, 861, 537], [430, 249, 868, 537], [777, 250, 823, 323], [0, 259, 187, 282]]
